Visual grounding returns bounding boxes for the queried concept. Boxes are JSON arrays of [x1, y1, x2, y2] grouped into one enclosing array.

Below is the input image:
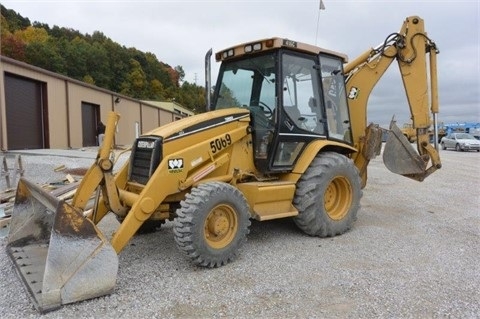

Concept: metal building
[[0, 56, 193, 150]]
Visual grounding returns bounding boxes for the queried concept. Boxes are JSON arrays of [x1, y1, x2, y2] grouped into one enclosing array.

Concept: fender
[[292, 139, 357, 175]]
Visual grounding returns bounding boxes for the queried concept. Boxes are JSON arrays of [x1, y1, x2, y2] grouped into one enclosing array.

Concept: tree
[[63, 36, 90, 78], [83, 74, 95, 85], [87, 42, 110, 88], [1, 33, 26, 60], [25, 40, 65, 73], [103, 38, 129, 92], [32, 21, 50, 32], [217, 85, 240, 108], [120, 59, 147, 98], [14, 26, 49, 43], [149, 79, 165, 100], [178, 81, 206, 113], [1, 14, 10, 38], [49, 25, 83, 41], [175, 65, 185, 83], [144, 52, 175, 89], [0, 5, 30, 32]]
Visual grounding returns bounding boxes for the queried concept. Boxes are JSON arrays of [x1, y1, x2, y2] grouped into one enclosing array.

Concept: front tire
[[173, 182, 251, 267], [293, 152, 362, 237], [441, 142, 446, 150]]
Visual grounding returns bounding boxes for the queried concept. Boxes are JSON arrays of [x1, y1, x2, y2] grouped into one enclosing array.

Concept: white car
[[440, 133, 480, 152]]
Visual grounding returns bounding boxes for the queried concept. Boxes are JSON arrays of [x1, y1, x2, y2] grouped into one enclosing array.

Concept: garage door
[[4, 73, 47, 150], [81, 102, 100, 147]]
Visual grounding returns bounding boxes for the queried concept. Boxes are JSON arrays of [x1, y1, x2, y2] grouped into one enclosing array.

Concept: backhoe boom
[[344, 16, 441, 183]]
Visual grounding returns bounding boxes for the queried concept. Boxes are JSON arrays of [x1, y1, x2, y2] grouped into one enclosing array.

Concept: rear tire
[[293, 152, 362, 237], [174, 182, 251, 267]]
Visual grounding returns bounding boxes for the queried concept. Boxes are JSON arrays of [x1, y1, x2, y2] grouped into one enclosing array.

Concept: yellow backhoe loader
[[7, 15, 441, 312]]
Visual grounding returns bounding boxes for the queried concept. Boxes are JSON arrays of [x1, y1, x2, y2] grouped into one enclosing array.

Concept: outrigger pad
[[7, 178, 118, 313], [383, 120, 427, 176]]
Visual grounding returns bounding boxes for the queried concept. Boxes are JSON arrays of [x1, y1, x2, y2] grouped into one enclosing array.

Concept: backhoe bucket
[[383, 120, 427, 175], [6, 178, 118, 313]]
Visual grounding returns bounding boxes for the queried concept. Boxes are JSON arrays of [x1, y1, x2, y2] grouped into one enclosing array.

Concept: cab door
[[269, 51, 325, 171]]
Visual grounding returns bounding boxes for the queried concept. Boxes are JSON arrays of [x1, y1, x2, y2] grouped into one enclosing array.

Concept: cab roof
[[215, 37, 348, 63]]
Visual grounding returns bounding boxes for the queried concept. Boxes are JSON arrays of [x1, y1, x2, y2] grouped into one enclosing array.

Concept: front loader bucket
[[383, 120, 427, 175], [6, 178, 118, 313]]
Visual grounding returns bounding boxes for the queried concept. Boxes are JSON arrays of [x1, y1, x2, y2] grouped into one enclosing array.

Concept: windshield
[[455, 133, 476, 140], [214, 54, 276, 110], [213, 53, 277, 163]]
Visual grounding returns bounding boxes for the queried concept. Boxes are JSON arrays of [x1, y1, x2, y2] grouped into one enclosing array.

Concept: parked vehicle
[[440, 133, 480, 152]]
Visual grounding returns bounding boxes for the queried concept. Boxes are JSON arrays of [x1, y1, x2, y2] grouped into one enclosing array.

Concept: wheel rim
[[204, 204, 238, 249], [324, 176, 353, 220]]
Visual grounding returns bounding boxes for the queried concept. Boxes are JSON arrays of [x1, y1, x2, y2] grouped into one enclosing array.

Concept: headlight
[[244, 42, 262, 53]]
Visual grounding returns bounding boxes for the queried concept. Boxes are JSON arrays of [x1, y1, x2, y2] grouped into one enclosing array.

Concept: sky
[[2, 0, 479, 127]]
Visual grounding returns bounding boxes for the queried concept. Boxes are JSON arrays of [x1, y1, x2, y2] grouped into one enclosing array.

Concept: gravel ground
[[0, 147, 479, 319]]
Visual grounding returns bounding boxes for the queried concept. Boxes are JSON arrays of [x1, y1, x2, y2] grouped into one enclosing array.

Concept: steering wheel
[[258, 101, 273, 120]]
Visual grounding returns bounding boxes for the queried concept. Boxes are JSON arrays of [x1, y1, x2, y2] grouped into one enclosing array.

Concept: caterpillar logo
[[137, 140, 155, 149], [168, 158, 184, 173]]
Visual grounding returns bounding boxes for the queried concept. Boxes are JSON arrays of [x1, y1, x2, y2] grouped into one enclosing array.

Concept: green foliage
[[83, 74, 95, 84], [0, 5, 30, 32], [25, 39, 65, 72], [150, 79, 165, 100], [121, 59, 148, 98], [175, 65, 185, 83], [0, 4, 205, 113], [217, 85, 241, 108], [178, 82, 207, 113], [1, 15, 11, 38]]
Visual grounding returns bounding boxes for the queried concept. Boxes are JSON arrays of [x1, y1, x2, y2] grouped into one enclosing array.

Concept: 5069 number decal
[[210, 134, 232, 153]]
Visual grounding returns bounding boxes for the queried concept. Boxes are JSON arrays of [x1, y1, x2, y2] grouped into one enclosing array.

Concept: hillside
[[0, 5, 205, 112]]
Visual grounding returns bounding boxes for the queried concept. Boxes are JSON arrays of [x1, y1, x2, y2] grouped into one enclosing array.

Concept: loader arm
[[344, 16, 441, 184], [71, 111, 123, 214]]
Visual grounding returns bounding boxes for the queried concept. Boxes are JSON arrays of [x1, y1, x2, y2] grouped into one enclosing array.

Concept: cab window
[[319, 55, 352, 143], [281, 53, 325, 134]]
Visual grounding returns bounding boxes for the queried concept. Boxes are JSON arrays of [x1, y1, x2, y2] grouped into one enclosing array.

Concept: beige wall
[[113, 100, 141, 145], [46, 78, 69, 148], [141, 105, 160, 134], [0, 57, 191, 150], [159, 109, 173, 126], [67, 82, 114, 148]]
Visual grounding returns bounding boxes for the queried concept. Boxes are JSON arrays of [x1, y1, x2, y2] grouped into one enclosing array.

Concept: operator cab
[[212, 38, 352, 172]]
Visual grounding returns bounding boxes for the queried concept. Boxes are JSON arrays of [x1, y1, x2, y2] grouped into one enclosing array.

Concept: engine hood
[[457, 138, 480, 145], [145, 108, 250, 141]]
